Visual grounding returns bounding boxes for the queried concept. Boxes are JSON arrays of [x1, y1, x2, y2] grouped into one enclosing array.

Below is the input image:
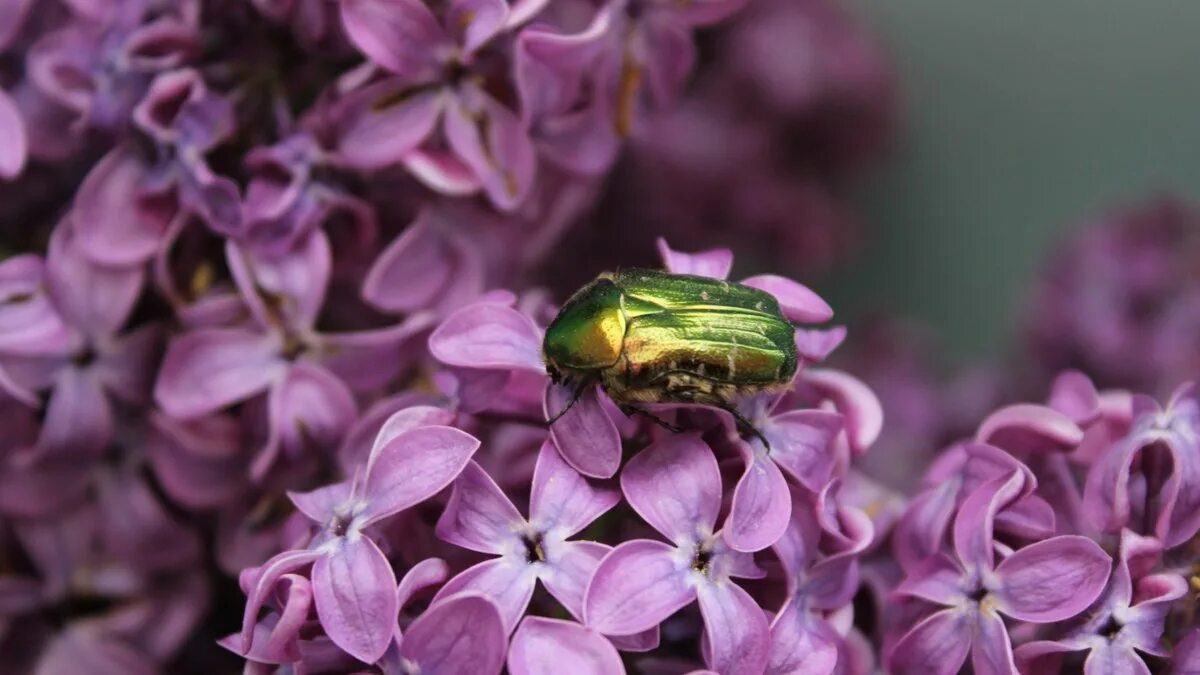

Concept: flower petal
[[226, 231, 331, 330], [46, 226, 144, 339], [432, 558, 538, 633], [396, 558, 451, 615], [239, 548, 323, 652], [256, 362, 357, 480], [37, 367, 112, 459], [362, 210, 483, 313], [953, 471, 1025, 573], [801, 369, 883, 455], [509, 617, 624, 675], [530, 439, 620, 537], [545, 383, 623, 479], [1048, 370, 1100, 425], [1171, 630, 1200, 674], [656, 238, 733, 279], [740, 275, 833, 324], [0, 87, 27, 180], [448, 0, 508, 54], [362, 425, 481, 525], [762, 409, 841, 492], [886, 609, 971, 675], [976, 403, 1083, 455], [991, 535, 1111, 623], [1083, 642, 1151, 675], [429, 302, 544, 372], [767, 598, 840, 675], [893, 553, 965, 607], [541, 540, 607, 620], [399, 593, 507, 675], [585, 539, 694, 636], [154, 328, 285, 419], [725, 447, 790, 552], [340, 0, 446, 78], [288, 480, 352, 524], [696, 580, 769, 675], [970, 609, 1018, 675], [335, 82, 443, 170], [621, 434, 722, 541], [312, 536, 398, 663], [443, 88, 537, 212], [74, 146, 171, 266], [436, 460, 524, 554]]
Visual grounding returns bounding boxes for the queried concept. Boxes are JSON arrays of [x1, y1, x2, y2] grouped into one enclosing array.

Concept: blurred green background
[[823, 0, 1200, 361]]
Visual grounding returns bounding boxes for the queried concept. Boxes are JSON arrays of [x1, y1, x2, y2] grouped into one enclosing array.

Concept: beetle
[[542, 268, 798, 445]]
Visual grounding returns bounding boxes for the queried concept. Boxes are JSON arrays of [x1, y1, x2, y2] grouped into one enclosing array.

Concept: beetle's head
[[542, 278, 626, 374]]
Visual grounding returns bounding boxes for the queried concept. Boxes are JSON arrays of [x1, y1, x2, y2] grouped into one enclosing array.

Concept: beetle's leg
[[619, 405, 683, 433], [666, 388, 772, 451], [546, 379, 589, 425]]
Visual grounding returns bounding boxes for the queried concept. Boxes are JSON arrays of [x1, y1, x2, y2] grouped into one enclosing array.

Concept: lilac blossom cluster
[[1026, 197, 1200, 394]]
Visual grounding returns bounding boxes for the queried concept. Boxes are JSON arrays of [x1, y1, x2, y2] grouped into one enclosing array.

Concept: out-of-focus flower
[[1027, 197, 1200, 393]]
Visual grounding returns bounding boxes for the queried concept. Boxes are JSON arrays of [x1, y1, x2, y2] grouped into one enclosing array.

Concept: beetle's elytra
[[542, 268, 798, 432]]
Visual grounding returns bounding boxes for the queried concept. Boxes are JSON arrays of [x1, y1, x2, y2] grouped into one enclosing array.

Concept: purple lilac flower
[[234, 421, 479, 663], [889, 470, 1112, 675], [584, 434, 770, 675]]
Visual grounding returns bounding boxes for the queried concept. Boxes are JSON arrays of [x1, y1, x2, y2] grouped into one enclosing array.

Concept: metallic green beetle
[[542, 268, 798, 438]]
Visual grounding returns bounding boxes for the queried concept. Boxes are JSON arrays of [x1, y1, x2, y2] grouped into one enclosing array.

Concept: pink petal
[[620, 434, 722, 541], [584, 539, 694, 636], [656, 238, 733, 279], [154, 328, 285, 419], [337, 394, 450, 474], [435, 461, 524, 554], [432, 558, 538, 633], [725, 448, 790, 553], [402, 147, 483, 195], [317, 315, 437, 392], [74, 146, 171, 266], [226, 231, 332, 330], [288, 480, 352, 524], [801, 369, 883, 455], [971, 610, 1018, 675], [893, 481, 958, 573], [429, 302, 545, 372], [443, 88, 537, 212], [509, 617, 624, 675], [767, 598, 840, 675], [741, 275, 834, 324], [976, 403, 1083, 455], [892, 554, 964, 607], [530, 439, 620, 536], [362, 210, 483, 313], [399, 593, 507, 675], [396, 558, 450, 613], [762, 409, 842, 492], [335, 82, 443, 170], [366, 404, 457, 469], [37, 367, 112, 459], [696, 581, 769, 675], [257, 362, 357, 479], [886, 609, 971, 675], [794, 326, 847, 363], [312, 536, 399, 663], [992, 535, 1111, 622], [1082, 642, 1150, 675], [1171, 629, 1200, 674], [1047, 370, 1100, 425], [239, 548, 323, 651], [340, 0, 446, 78], [362, 425, 481, 525], [447, 0, 508, 54], [545, 383, 623, 479], [540, 540, 607, 620], [0, 87, 27, 180], [953, 471, 1025, 573]]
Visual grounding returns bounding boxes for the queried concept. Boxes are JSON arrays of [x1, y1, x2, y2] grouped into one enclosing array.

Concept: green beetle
[[542, 268, 798, 440]]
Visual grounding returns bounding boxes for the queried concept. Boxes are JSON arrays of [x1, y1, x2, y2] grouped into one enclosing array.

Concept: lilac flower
[[1084, 382, 1200, 548], [154, 231, 431, 480], [584, 434, 769, 675], [889, 470, 1111, 675], [767, 487, 873, 675], [508, 616, 625, 675], [433, 440, 620, 631], [1016, 529, 1188, 675], [337, 0, 536, 210], [236, 421, 479, 663]]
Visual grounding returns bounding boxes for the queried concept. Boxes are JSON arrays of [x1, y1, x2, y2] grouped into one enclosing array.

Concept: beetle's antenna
[[727, 407, 772, 451], [546, 379, 589, 425], [619, 404, 684, 433]]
